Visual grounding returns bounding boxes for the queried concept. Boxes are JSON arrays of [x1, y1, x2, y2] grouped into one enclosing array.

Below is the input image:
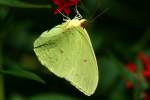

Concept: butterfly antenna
[[78, 0, 103, 21], [89, 8, 109, 23], [74, 4, 83, 20], [80, 0, 89, 19], [56, 9, 71, 21]]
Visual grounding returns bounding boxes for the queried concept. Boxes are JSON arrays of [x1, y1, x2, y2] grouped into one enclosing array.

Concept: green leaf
[[97, 55, 120, 93], [0, 69, 45, 84], [0, 59, 45, 84], [9, 94, 25, 100], [108, 81, 128, 100], [0, 0, 51, 8], [29, 93, 78, 100], [0, 7, 9, 20]]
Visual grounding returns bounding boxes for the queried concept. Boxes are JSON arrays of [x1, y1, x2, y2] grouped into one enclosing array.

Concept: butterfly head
[[66, 19, 87, 28]]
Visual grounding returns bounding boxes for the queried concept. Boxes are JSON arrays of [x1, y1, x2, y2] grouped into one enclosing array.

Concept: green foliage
[[0, 0, 50, 8], [0, 60, 45, 84], [29, 93, 78, 100], [9, 93, 78, 100]]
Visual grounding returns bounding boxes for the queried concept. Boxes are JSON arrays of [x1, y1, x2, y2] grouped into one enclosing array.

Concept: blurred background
[[0, 0, 150, 100]]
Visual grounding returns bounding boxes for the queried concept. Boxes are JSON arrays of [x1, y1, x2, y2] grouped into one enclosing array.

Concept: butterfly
[[33, 16, 99, 96]]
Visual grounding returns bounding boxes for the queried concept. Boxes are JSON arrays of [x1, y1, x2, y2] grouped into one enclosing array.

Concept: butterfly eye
[[81, 20, 88, 28]]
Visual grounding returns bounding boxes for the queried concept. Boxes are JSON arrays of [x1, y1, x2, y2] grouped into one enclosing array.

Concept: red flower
[[125, 52, 150, 99], [144, 70, 150, 77], [144, 93, 150, 100], [125, 63, 136, 89], [126, 81, 133, 89], [126, 63, 137, 72], [138, 52, 150, 79], [139, 52, 150, 70], [52, 0, 79, 15]]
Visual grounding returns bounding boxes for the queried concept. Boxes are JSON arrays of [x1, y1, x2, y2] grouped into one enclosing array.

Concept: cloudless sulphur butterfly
[[33, 18, 99, 96]]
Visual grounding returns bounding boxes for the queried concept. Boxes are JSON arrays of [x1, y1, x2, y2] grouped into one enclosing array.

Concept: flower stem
[[0, 45, 4, 100]]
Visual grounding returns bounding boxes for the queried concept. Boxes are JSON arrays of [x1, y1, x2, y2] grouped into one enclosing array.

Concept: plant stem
[[0, 36, 4, 100]]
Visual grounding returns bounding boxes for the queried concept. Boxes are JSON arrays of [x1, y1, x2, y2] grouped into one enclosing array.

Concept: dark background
[[0, 0, 150, 100]]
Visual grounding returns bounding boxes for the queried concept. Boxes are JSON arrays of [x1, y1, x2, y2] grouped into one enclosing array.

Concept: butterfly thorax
[[65, 19, 87, 28]]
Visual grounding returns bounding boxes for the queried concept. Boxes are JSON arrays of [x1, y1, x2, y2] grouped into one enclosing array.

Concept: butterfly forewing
[[34, 19, 98, 96]]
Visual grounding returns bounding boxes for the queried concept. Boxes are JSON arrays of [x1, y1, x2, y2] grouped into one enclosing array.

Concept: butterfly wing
[[34, 22, 98, 96]]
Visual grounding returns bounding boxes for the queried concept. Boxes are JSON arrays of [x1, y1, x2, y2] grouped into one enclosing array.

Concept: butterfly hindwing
[[34, 19, 98, 96]]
